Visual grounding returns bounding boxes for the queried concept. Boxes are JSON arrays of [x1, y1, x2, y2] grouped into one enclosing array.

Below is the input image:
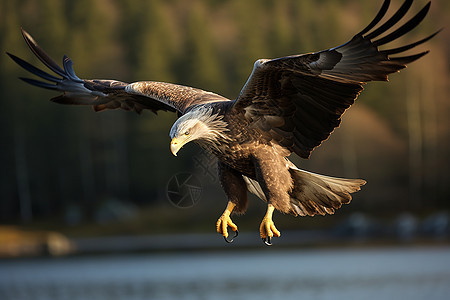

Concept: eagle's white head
[[169, 107, 229, 156]]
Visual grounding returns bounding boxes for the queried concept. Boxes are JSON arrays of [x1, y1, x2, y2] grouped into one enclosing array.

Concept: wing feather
[[10, 29, 230, 115], [233, 0, 438, 159], [364, 0, 413, 40]]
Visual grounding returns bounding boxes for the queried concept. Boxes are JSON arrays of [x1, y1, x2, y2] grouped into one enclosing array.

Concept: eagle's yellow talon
[[259, 217, 280, 238], [216, 201, 238, 241], [260, 204, 280, 245], [216, 214, 238, 237]]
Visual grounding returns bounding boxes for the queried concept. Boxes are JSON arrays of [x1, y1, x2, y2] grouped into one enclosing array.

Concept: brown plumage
[[8, 0, 439, 245]]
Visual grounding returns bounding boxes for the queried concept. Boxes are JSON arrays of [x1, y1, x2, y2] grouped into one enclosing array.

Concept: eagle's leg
[[252, 151, 293, 245], [259, 203, 281, 246], [216, 161, 248, 243], [216, 201, 238, 243]]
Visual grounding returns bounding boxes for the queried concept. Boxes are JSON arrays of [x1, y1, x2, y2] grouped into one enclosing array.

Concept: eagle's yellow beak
[[170, 137, 181, 156]]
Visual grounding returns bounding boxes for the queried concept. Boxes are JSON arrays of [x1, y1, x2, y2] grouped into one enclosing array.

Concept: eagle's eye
[[184, 130, 190, 136]]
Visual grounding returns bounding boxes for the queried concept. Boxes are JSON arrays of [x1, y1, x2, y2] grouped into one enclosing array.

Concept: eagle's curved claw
[[259, 212, 280, 246], [216, 209, 238, 242], [262, 236, 272, 246], [224, 229, 239, 243]]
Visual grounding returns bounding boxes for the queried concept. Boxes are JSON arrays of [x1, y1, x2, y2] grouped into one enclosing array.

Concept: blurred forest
[[0, 0, 449, 230]]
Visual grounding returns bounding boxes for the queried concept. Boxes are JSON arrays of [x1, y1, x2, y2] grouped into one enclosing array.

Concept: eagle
[[8, 0, 438, 245]]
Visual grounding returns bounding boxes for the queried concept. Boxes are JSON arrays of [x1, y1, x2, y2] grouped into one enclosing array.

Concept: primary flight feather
[[8, 0, 439, 245]]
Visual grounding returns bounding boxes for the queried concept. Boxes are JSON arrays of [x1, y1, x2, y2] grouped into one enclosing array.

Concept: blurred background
[[0, 0, 450, 298]]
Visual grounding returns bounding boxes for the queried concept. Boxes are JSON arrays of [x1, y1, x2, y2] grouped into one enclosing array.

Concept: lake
[[1, 246, 449, 300]]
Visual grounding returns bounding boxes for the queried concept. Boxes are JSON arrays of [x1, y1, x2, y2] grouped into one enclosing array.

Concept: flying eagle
[[9, 0, 438, 245]]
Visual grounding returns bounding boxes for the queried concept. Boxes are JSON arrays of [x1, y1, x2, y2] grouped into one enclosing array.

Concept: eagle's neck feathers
[[192, 107, 230, 149]]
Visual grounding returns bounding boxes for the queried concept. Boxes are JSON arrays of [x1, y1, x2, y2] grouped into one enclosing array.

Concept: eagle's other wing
[[8, 29, 230, 115], [233, 0, 440, 159]]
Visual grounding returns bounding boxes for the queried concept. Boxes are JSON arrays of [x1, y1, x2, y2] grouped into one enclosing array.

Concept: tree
[[184, 0, 226, 93]]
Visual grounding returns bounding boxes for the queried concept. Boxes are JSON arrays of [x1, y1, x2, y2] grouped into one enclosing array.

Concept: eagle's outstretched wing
[[233, 0, 440, 159], [8, 29, 230, 115]]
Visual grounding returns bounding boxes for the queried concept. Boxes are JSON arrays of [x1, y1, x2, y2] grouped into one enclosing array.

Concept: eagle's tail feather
[[242, 160, 365, 217], [287, 163, 366, 217]]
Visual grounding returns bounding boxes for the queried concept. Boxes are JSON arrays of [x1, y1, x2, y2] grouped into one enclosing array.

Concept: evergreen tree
[[184, 0, 226, 93], [269, 0, 294, 57], [292, 0, 316, 53], [119, 0, 176, 82], [0, 0, 31, 221], [230, 0, 269, 88]]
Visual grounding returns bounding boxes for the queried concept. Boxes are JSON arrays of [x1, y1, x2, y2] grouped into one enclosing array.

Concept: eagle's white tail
[[243, 160, 366, 217], [287, 165, 366, 216]]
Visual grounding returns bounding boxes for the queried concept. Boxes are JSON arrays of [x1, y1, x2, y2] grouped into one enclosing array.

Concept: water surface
[[1, 246, 449, 300]]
